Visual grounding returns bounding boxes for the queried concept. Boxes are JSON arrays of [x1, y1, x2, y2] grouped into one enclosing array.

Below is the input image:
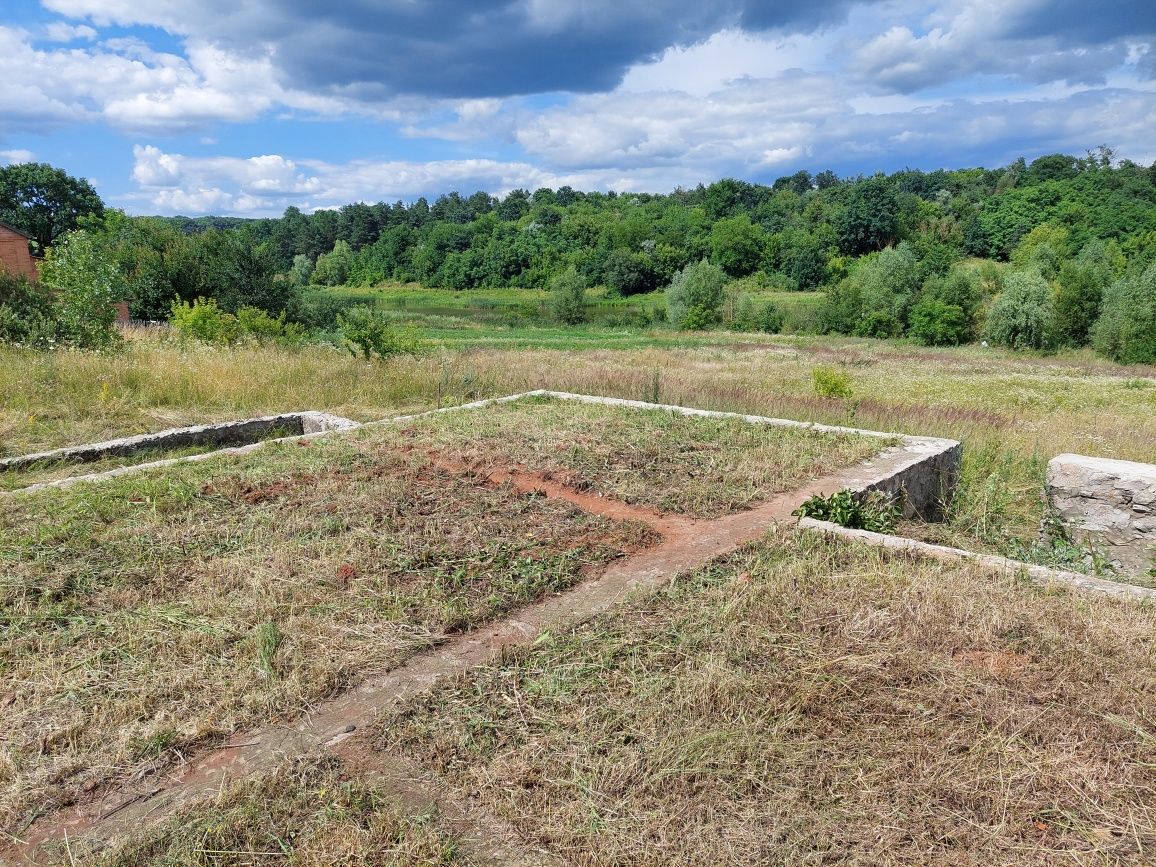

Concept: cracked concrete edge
[[798, 518, 1156, 603], [0, 412, 361, 498]]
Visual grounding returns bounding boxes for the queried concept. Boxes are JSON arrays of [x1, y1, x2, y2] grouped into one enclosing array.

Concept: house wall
[[0, 226, 38, 280]]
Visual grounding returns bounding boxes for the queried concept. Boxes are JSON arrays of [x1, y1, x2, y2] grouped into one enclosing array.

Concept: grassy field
[[4, 332, 1156, 863], [2, 331, 1153, 571], [319, 281, 823, 346], [380, 529, 1156, 866], [398, 396, 885, 518], [0, 421, 658, 834]]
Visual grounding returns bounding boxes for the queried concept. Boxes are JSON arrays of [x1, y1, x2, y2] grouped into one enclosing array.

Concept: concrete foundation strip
[[798, 518, 1156, 602], [5, 390, 1154, 863]]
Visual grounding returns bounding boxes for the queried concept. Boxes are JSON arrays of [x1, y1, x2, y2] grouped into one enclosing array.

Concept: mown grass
[[74, 756, 467, 866], [402, 396, 886, 518], [379, 529, 1156, 866], [0, 425, 655, 835], [2, 332, 1154, 570]]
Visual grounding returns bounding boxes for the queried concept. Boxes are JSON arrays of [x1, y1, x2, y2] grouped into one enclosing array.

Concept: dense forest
[[3, 150, 1156, 361]]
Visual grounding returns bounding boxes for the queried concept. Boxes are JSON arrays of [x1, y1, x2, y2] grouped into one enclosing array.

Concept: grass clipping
[[380, 529, 1156, 866], [0, 427, 655, 836], [402, 397, 886, 518]]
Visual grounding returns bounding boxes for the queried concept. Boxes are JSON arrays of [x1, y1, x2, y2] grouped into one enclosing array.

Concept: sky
[[1, 0, 1153, 217]]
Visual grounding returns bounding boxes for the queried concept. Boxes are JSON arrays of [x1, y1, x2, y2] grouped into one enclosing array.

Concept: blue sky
[[1, 0, 1153, 216]]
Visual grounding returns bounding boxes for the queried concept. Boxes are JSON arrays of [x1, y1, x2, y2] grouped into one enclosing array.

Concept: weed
[[793, 488, 901, 533], [812, 364, 853, 398]]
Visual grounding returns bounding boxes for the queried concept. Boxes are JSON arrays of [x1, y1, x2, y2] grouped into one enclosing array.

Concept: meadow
[[3, 326, 1156, 864], [3, 323, 1153, 573]]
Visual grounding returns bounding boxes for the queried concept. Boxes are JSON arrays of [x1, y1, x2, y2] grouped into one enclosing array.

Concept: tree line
[[1, 151, 1154, 361]]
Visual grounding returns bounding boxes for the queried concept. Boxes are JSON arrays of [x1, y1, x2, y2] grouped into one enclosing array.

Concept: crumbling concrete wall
[[1047, 454, 1156, 575]]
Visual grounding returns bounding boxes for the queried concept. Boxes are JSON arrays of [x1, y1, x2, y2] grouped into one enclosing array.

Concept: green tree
[[666, 259, 727, 330], [0, 162, 104, 253], [1051, 260, 1103, 347], [549, 266, 588, 324], [835, 176, 900, 256], [1092, 264, 1156, 364], [907, 299, 970, 346], [37, 229, 122, 349], [311, 239, 354, 286], [983, 270, 1055, 350], [709, 215, 764, 277]]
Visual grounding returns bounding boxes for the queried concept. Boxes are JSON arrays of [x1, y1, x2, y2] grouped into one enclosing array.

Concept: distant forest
[[83, 149, 1156, 360]]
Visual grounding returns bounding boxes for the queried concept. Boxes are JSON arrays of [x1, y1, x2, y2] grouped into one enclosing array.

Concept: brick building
[[0, 220, 39, 281]]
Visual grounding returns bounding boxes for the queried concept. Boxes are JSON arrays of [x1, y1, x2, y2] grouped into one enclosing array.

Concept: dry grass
[[0, 441, 231, 491], [0, 424, 655, 835], [380, 529, 1156, 866], [401, 397, 885, 518], [3, 336, 1152, 561], [71, 755, 468, 866]]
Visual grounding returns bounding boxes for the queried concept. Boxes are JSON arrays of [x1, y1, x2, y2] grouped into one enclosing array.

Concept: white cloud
[[0, 149, 36, 165], [43, 22, 97, 41]]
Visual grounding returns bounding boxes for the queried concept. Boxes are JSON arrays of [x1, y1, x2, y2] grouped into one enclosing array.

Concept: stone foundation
[[1047, 454, 1156, 575]]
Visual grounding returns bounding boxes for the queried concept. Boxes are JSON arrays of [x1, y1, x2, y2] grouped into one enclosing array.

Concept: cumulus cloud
[[0, 149, 36, 165], [42, 0, 868, 99], [849, 0, 1151, 93]]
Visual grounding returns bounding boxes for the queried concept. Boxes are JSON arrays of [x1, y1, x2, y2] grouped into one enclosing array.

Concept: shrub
[[983, 270, 1055, 350], [908, 299, 970, 346], [666, 259, 727, 330], [1051, 260, 1103, 347], [549, 266, 588, 325], [0, 270, 56, 348], [812, 365, 852, 398], [169, 297, 242, 345], [792, 489, 901, 533], [1092, 263, 1156, 364], [338, 305, 426, 360]]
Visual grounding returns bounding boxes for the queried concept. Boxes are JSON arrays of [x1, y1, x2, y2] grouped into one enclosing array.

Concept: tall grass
[[3, 332, 1154, 552]]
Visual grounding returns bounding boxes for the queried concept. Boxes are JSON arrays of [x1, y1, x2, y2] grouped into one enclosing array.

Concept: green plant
[[812, 365, 853, 398], [255, 620, 283, 679], [983, 270, 1055, 350], [169, 296, 242, 345], [908, 299, 970, 346], [337, 304, 427, 360], [666, 259, 727, 330], [792, 488, 901, 533], [37, 229, 123, 350], [549, 266, 588, 324], [1091, 263, 1156, 364]]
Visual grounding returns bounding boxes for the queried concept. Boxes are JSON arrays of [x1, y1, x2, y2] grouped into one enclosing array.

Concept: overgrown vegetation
[[4, 152, 1154, 361], [792, 488, 901, 532]]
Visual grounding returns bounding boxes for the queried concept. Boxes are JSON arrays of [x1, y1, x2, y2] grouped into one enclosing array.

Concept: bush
[[549, 266, 588, 324], [337, 305, 426, 360], [812, 365, 852, 398], [0, 271, 56, 347], [169, 297, 242, 345], [908, 299, 970, 346], [983, 270, 1055, 350], [666, 259, 727, 330], [1092, 263, 1156, 364], [1051, 260, 1103, 347]]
